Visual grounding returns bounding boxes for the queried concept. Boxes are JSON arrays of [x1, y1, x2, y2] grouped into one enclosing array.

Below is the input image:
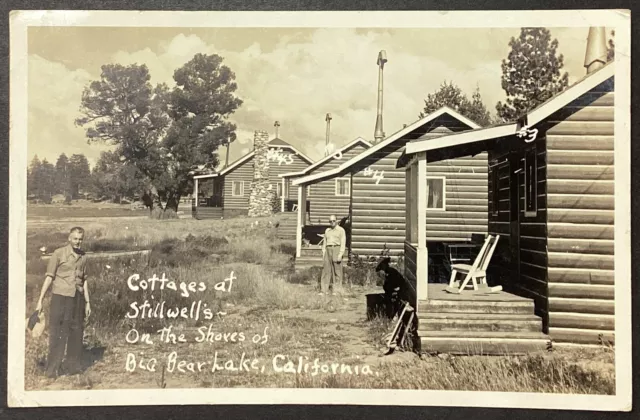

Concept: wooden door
[[509, 153, 522, 282]]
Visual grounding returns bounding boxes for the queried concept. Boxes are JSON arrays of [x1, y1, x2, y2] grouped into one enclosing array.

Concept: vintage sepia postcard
[[8, 9, 632, 410]]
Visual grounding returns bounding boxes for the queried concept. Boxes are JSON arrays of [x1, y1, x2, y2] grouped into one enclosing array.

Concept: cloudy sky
[[28, 26, 595, 168]]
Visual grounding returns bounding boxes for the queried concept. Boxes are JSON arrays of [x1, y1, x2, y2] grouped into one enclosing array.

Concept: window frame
[[335, 177, 351, 197], [524, 148, 538, 218], [231, 180, 245, 197], [425, 176, 446, 211]]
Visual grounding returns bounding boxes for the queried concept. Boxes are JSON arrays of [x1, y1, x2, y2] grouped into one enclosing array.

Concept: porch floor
[[416, 284, 550, 355], [423, 284, 531, 302]]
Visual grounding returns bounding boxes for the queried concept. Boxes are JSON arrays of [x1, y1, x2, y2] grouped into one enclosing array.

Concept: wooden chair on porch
[[445, 234, 500, 294]]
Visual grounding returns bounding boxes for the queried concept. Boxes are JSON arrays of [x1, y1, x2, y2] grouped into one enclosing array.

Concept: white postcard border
[[7, 9, 633, 410]]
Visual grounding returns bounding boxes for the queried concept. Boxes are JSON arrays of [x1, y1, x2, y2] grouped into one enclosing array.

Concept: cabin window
[[524, 148, 537, 217], [426, 177, 446, 210], [276, 183, 283, 198], [232, 181, 244, 197], [335, 178, 351, 196]]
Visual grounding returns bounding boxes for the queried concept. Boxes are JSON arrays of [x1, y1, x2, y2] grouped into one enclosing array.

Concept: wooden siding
[[223, 147, 311, 211], [305, 143, 368, 223], [268, 151, 310, 202], [223, 158, 254, 210], [545, 80, 615, 345], [404, 242, 418, 293], [426, 153, 488, 241], [351, 116, 485, 259]]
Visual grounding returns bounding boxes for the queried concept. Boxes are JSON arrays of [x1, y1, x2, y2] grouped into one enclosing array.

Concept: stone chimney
[[248, 130, 275, 217], [584, 27, 608, 74], [374, 50, 388, 143]]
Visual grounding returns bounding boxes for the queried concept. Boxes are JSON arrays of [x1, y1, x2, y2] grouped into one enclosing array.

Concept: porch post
[[194, 177, 199, 207], [416, 152, 428, 300], [296, 184, 307, 258], [281, 178, 286, 213]]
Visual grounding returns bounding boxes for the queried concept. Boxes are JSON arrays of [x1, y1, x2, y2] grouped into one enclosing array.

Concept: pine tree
[[55, 153, 71, 197], [419, 81, 493, 126], [27, 155, 42, 198], [496, 28, 569, 122], [607, 30, 615, 62], [39, 159, 57, 202], [68, 154, 91, 199]]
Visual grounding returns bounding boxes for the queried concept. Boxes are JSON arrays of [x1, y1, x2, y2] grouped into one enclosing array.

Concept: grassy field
[[27, 201, 153, 220], [24, 214, 616, 394]]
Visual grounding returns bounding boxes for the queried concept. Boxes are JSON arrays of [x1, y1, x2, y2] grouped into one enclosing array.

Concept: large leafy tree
[[75, 63, 172, 213], [160, 53, 243, 211], [419, 81, 493, 127], [76, 54, 242, 216], [496, 28, 569, 122], [91, 150, 147, 202]]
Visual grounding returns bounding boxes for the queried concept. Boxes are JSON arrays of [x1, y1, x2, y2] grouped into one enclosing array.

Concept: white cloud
[[28, 27, 592, 169], [28, 54, 112, 166]]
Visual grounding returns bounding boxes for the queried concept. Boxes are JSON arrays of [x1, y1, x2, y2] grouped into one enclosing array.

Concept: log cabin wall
[[223, 147, 311, 215], [403, 242, 418, 292], [425, 152, 488, 241], [306, 143, 368, 223], [268, 150, 310, 204], [351, 115, 483, 260], [544, 78, 615, 345], [223, 158, 254, 215]]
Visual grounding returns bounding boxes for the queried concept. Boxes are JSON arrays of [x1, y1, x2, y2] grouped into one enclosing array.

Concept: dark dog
[[375, 257, 415, 316]]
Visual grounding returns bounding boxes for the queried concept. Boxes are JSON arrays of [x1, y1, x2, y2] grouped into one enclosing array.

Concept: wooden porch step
[[419, 300, 535, 315], [419, 313, 541, 333], [195, 208, 223, 220], [420, 334, 550, 355]]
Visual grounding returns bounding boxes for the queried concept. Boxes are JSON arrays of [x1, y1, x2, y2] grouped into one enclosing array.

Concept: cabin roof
[[403, 62, 615, 158], [193, 140, 313, 180], [269, 137, 291, 147], [291, 106, 481, 186], [278, 137, 372, 179]]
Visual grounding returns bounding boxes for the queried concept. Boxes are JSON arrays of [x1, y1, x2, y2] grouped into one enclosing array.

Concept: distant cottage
[[192, 132, 312, 219], [291, 106, 486, 269]]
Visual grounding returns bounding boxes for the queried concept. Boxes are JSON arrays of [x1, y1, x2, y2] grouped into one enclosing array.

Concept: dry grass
[[24, 214, 616, 394]]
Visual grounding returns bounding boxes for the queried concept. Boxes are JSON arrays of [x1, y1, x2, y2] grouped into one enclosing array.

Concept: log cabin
[[192, 137, 312, 219], [291, 106, 485, 269], [398, 28, 616, 351], [279, 137, 372, 221]]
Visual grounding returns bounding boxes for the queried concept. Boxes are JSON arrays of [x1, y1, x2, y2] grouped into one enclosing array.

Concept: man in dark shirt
[[35, 227, 91, 378]]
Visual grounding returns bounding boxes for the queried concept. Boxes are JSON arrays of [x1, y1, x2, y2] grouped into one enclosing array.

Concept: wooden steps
[[417, 285, 549, 355], [195, 207, 223, 220]]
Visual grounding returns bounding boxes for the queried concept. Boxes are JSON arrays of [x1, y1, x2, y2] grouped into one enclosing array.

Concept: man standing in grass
[[35, 226, 91, 378], [320, 215, 346, 295]]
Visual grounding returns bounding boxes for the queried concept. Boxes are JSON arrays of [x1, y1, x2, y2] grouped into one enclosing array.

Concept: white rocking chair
[[445, 234, 500, 294]]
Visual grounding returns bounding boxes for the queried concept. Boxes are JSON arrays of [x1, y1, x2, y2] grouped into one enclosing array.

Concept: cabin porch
[[417, 284, 549, 355], [402, 152, 549, 355], [192, 174, 224, 219]]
